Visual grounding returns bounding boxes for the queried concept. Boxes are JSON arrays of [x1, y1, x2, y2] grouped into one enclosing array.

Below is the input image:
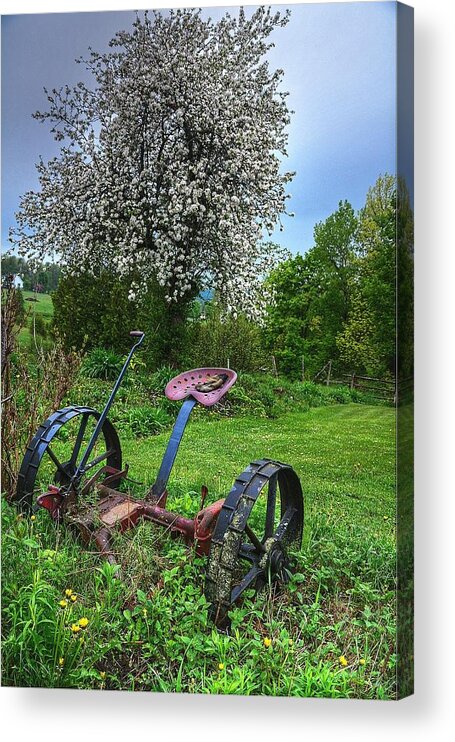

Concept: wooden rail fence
[[314, 361, 397, 402]]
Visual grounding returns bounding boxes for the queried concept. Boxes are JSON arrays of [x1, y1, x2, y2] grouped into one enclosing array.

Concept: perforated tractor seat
[[165, 368, 237, 407]]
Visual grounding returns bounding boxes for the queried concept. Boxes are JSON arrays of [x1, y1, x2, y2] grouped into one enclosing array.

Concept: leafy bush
[[147, 365, 177, 395], [31, 314, 48, 339], [117, 405, 172, 438], [52, 271, 192, 368], [81, 348, 124, 381], [187, 304, 263, 372]]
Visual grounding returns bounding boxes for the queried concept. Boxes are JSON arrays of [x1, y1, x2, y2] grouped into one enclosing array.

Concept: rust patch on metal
[[100, 499, 143, 527]]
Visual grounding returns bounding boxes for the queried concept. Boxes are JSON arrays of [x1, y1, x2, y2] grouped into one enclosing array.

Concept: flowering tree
[[12, 7, 294, 323]]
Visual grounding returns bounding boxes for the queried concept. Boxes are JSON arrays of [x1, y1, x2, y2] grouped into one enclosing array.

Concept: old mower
[[13, 331, 304, 625]]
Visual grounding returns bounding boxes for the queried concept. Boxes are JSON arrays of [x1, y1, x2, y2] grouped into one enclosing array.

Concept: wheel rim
[[205, 459, 303, 626], [14, 406, 121, 513]]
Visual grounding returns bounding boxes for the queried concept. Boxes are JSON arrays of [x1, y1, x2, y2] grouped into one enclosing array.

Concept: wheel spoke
[[46, 446, 69, 479], [238, 543, 260, 563], [264, 474, 277, 538], [70, 414, 89, 466], [231, 565, 265, 603], [244, 523, 265, 553], [84, 448, 115, 472], [274, 506, 297, 541]]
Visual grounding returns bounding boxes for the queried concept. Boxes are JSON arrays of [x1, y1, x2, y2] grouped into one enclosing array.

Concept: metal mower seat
[[165, 368, 237, 407]]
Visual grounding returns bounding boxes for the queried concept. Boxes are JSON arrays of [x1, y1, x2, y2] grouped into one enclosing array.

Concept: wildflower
[[100, 671, 106, 680], [31, 515, 36, 521], [71, 623, 81, 633], [70, 594, 77, 603], [65, 589, 73, 597], [339, 655, 348, 667], [142, 608, 148, 618], [288, 639, 294, 647], [78, 617, 89, 628], [359, 659, 366, 666], [59, 599, 68, 608], [263, 637, 272, 648], [218, 662, 225, 671], [58, 657, 64, 667]]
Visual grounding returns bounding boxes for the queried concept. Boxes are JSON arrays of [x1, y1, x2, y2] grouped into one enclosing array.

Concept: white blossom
[[11, 7, 295, 321]]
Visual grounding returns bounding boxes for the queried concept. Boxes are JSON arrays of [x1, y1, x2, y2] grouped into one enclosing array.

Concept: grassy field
[[18, 291, 53, 348], [1, 403, 396, 698]]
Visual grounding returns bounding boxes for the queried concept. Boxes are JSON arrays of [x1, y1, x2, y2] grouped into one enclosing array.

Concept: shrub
[[52, 271, 192, 368], [117, 405, 172, 438], [31, 314, 48, 339], [187, 304, 263, 372], [148, 366, 177, 395], [81, 348, 124, 381]]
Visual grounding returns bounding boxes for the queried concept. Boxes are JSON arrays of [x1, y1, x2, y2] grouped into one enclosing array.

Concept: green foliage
[[31, 314, 48, 339], [264, 201, 359, 379], [263, 254, 312, 378], [52, 271, 192, 368], [187, 303, 263, 372], [337, 174, 397, 376], [116, 405, 172, 438], [265, 175, 409, 380], [81, 348, 124, 381], [397, 177, 414, 380], [53, 271, 137, 355]]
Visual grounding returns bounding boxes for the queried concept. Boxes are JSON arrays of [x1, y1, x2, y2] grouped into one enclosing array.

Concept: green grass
[[22, 291, 54, 318], [18, 291, 53, 348], [1, 403, 396, 698]]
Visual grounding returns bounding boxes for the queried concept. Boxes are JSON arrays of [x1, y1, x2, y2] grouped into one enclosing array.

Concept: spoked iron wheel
[[205, 459, 304, 627], [14, 406, 122, 514]]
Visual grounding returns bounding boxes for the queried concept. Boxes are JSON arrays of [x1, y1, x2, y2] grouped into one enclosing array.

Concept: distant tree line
[[1, 255, 60, 293], [263, 174, 414, 380]]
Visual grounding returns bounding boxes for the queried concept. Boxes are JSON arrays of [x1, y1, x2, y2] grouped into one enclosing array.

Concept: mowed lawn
[[2, 403, 397, 698], [123, 404, 395, 536]]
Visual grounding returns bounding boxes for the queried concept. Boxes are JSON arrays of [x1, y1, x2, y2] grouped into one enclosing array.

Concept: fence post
[[271, 355, 278, 377], [326, 360, 332, 386], [350, 372, 355, 390]]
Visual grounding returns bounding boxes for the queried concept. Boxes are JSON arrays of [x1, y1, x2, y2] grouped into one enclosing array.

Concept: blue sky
[[1, 2, 398, 256]]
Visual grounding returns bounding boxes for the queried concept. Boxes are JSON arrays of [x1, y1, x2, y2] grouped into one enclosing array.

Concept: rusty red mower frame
[[14, 331, 304, 625]]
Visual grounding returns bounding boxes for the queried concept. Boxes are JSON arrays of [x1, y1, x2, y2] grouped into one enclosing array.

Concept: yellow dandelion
[[263, 637, 272, 648], [65, 588, 73, 597], [70, 594, 77, 602], [78, 617, 89, 628], [31, 515, 36, 521], [59, 599, 68, 608], [100, 671, 106, 680], [288, 639, 294, 646], [58, 657, 64, 667], [218, 662, 225, 671], [339, 655, 348, 667], [71, 623, 81, 633], [359, 659, 366, 666]]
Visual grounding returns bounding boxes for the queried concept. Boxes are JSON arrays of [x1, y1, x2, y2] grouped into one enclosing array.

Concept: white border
[[2, 1, 455, 739]]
